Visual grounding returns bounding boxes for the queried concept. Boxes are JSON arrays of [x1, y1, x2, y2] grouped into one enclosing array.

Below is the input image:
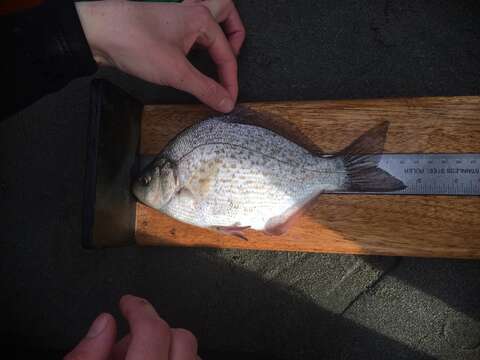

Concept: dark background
[[1, 1, 480, 359]]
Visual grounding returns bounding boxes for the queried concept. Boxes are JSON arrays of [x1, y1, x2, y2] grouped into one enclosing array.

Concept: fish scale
[[168, 146, 315, 229]]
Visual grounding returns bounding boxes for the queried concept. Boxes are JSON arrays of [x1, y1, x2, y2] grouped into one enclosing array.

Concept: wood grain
[[136, 97, 480, 259]]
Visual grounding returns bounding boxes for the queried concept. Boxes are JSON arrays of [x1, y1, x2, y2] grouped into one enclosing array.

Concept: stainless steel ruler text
[[343, 154, 480, 195]]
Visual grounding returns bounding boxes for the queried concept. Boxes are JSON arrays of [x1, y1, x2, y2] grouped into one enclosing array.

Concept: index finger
[[196, 17, 238, 101], [202, 0, 246, 55], [119, 295, 171, 360]]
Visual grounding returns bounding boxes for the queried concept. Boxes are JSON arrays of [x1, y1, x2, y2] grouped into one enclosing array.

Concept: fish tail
[[336, 122, 406, 192]]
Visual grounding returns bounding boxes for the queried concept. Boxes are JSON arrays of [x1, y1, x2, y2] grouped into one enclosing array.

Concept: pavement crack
[[339, 257, 402, 316]]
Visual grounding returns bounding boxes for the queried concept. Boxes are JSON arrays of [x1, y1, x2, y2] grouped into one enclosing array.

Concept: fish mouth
[[131, 180, 147, 203], [131, 178, 163, 210]]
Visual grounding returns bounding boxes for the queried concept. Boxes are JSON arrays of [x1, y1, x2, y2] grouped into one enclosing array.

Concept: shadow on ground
[[0, 246, 436, 360]]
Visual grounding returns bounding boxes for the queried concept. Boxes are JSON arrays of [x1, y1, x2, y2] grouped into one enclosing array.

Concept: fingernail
[[122, 295, 160, 318], [219, 98, 234, 112], [86, 313, 109, 338]]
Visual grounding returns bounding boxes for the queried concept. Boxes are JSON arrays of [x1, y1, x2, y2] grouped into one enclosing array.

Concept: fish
[[132, 109, 405, 238]]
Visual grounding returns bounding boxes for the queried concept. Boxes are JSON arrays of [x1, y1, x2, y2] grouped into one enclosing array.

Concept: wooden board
[[135, 97, 480, 259]]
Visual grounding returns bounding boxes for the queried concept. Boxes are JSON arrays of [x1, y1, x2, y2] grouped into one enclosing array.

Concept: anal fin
[[264, 195, 320, 236]]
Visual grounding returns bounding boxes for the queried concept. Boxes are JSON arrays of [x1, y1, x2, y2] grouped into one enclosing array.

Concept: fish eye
[[140, 175, 152, 186]]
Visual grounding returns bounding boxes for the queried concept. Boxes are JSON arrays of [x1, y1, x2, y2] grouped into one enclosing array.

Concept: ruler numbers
[[377, 154, 480, 195]]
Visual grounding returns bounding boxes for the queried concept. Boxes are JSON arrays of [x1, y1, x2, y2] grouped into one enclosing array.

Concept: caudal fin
[[338, 122, 406, 192]]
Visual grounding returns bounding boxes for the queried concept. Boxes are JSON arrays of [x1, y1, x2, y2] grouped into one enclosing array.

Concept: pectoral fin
[[186, 160, 221, 198], [174, 187, 199, 208]]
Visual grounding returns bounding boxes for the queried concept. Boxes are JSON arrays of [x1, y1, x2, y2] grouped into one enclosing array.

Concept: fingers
[[185, 6, 238, 103], [119, 295, 171, 359], [170, 57, 235, 112], [195, 18, 238, 102], [111, 334, 131, 360], [119, 295, 199, 360], [169, 328, 198, 360], [178, 2, 243, 111], [64, 313, 116, 360], [201, 0, 245, 55]]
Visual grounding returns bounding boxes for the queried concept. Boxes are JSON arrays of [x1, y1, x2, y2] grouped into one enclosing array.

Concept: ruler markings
[[338, 154, 480, 195]]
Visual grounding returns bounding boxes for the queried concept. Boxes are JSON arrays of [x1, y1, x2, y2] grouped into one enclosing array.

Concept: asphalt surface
[[1, 1, 480, 359]]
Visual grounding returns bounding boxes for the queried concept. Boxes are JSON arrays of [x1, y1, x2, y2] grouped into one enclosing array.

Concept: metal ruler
[[139, 154, 480, 196], [344, 154, 480, 196]]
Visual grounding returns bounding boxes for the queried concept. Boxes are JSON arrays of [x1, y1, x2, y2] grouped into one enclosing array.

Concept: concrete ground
[[1, 1, 479, 359]]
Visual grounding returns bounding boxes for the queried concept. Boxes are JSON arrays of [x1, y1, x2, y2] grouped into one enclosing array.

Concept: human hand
[[64, 295, 200, 360], [76, 0, 245, 113]]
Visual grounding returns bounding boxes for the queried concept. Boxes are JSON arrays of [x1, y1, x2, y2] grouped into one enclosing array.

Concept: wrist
[[75, 1, 114, 66]]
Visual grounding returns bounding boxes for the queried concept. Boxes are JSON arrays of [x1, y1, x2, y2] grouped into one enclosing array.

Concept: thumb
[[64, 313, 117, 360]]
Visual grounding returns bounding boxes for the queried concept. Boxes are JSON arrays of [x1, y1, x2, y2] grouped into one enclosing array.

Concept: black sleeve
[[1, 1, 98, 120]]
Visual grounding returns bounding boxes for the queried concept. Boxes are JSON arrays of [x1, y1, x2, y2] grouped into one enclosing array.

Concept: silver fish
[[132, 111, 405, 238]]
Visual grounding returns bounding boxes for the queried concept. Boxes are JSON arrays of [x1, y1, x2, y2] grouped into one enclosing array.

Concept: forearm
[[1, 0, 97, 120]]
